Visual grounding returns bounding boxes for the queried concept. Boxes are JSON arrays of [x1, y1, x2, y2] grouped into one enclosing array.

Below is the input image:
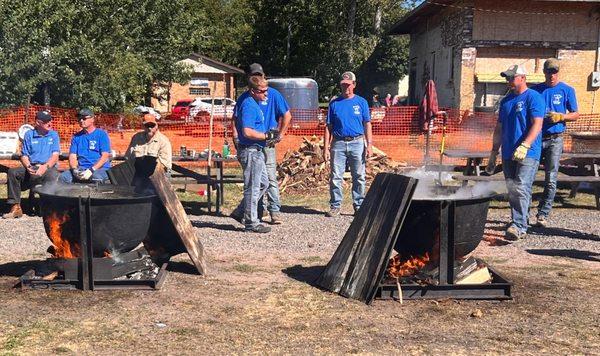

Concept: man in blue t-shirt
[[234, 76, 278, 233], [231, 63, 291, 225], [531, 59, 579, 227], [60, 108, 111, 183], [487, 65, 544, 240], [3, 111, 60, 219], [324, 71, 373, 217]]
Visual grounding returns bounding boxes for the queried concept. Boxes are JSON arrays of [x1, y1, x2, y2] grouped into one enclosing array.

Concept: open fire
[[45, 211, 80, 258], [387, 253, 430, 278]]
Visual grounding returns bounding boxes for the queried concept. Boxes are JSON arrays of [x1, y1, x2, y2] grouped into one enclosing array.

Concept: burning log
[[387, 253, 431, 279], [45, 211, 80, 258], [277, 136, 407, 193]]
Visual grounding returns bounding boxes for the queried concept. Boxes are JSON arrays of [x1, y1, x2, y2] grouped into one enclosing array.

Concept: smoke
[[404, 168, 506, 200]]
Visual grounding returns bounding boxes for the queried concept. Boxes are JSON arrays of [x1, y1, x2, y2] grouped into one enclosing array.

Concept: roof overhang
[[178, 54, 245, 74]]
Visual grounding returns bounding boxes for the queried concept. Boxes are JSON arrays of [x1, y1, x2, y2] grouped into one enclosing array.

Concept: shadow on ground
[[191, 220, 243, 232], [280, 205, 324, 215], [167, 261, 201, 275], [526, 249, 600, 262], [0, 260, 48, 277], [282, 264, 326, 286]]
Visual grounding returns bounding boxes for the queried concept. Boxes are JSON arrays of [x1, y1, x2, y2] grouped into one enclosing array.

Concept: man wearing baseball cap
[[486, 64, 545, 240], [60, 108, 112, 183], [230, 63, 292, 225], [125, 114, 172, 171], [531, 58, 579, 227], [3, 110, 60, 219], [323, 71, 373, 217]]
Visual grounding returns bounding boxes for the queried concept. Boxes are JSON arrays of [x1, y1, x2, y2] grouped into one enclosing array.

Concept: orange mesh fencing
[[2, 105, 600, 168]]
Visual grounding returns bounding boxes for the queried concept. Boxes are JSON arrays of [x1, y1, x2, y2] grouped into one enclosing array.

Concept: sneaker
[[325, 208, 340, 217], [270, 212, 283, 225], [534, 215, 547, 228], [230, 209, 245, 225], [2, 204, 23, 219], [505, 225, 526, 241], [244, 224, 271, 233]]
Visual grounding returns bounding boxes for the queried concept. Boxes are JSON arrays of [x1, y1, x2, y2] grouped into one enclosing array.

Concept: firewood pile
[[278, 136, 407, 193]]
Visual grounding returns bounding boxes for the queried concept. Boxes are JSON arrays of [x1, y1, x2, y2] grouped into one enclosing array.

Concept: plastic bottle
[[222, 140, 230, 158]]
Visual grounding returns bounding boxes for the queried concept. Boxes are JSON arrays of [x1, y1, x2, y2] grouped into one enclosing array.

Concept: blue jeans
[[60, 168, 109, 183], [262, 146, 281, 213], [239, 146, 269, 228], [329, 138, 366, 210], [537, 136, 563, 218], [503, 158, 539, 233]]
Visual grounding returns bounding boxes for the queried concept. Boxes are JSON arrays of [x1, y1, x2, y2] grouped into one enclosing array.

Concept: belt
[[334, 135, 364, 142], [542, 133, 562, 140], [238, 143, 263, 150]]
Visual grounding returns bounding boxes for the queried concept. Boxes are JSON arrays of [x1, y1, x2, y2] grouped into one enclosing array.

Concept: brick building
[[151, 53, 244, 113], [389, 0, 600, 113]]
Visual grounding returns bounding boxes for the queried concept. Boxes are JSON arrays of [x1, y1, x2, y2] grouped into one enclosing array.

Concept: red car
[[170, 99, 194, 120]]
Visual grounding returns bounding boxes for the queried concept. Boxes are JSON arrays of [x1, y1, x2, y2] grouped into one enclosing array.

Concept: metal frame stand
[[19, 196, 168, 291]]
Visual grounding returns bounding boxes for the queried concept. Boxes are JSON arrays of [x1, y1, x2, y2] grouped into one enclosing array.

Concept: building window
[[190, 87, 210, 96]]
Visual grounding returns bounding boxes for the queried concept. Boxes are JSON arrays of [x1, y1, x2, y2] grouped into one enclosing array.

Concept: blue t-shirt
[[236, 97, 267, 147], [69, 128, 111, 169], [498, 89, 545, 160], [235, 87, 290, 130], [531, 82, 578, 135], [22, 129, 60, 165], [326, 95, 371, 138]]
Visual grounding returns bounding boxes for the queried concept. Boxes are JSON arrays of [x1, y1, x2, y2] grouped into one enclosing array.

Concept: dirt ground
[[0, 188, 599, 354]]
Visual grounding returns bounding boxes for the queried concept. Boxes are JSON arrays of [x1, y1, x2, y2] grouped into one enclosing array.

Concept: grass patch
[[300, 256, 324, 264], [232, 263, 260, 273]]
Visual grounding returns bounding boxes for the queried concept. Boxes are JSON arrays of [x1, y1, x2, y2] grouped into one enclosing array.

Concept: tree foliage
[[0, 0, 412, 110]]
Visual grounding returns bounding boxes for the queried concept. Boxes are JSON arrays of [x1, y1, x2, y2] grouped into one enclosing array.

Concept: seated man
[[3, 110, 60, 219], [125, 114, 172, 171], [60, 108, 111, 183]]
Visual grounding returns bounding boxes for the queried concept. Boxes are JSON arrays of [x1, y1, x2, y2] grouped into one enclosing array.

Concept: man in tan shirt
[[126, 114, 172, 171]]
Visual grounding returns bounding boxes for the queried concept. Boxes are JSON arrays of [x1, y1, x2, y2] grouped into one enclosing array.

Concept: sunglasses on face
[[544, 69, 559, 74], [253, 88, 268, 94], [78, 116, 91, 121], [144, 123, 156, 129]]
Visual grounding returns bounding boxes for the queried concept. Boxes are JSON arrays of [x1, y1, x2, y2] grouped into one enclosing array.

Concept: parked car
[[170, 99, 194, 120], [189, 97, 236, 120]]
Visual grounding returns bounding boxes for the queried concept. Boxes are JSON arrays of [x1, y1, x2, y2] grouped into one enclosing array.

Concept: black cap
[[35, 110, 52, 123], [248, 63, 265, 76], [77, 108, 94, 119]]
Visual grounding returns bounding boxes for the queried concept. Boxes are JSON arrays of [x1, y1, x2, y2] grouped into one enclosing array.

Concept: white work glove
[[512, 143, 530, 162], [80, 169, 93, 180], [485, 151, 498, 175]]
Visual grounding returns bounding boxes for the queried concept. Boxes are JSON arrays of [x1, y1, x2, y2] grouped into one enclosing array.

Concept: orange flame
[[387, 253, 430, 278], [46, 212, 80, 258]]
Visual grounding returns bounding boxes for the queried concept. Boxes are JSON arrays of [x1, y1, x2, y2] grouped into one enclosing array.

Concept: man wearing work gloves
[[531, 59, 579, 227], [231, 63, 291, 225], [60, 108, 111, 183], [487, 65, 544, 240], [235, 76, 280, 233]]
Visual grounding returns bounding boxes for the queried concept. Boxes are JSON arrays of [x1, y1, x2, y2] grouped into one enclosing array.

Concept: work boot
[[505, 225, 525, 241], [2, 204, 23, 219], [325, 207, 340, 217], [534, 215, 547, 228], [270, 212, 283, 225], [244, 224, 271, 233], [230, 209, 245, 225]]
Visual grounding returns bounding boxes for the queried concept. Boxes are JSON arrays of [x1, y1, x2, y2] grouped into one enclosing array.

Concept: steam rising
[[404, 168, 506, 200]]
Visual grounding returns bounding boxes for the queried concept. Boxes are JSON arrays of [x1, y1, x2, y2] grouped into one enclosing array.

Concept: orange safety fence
[[1, 105, 600, 167]]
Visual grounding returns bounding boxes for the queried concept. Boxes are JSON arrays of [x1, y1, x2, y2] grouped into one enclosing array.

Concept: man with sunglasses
[[60, 108, 111, 183], [3, 110, 60, 219], [531, 59, 579, 227], [235, 76, 274, 233], [231, 63, 291, 225], [487, 65, 545, 240], [125, 114, 172, 171]]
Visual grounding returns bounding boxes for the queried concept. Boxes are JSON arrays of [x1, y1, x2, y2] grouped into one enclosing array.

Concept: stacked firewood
[[277, 136, 407, 193]]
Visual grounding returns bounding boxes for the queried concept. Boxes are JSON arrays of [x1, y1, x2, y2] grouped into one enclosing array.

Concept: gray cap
[[35, 110, 52, 123], [500, 64, 526, 78], [544, 58, 560, 72], [340, 71, 357, 84], [77, 108, 94, 119], [248, 63, 265, 76]]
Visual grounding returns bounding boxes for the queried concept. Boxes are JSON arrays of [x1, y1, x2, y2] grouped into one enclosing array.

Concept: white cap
[[500, 64, 526, 78]]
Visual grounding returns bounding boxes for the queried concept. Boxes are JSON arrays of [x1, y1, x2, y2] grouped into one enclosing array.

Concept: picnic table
[[447, 149, 600, 209]]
